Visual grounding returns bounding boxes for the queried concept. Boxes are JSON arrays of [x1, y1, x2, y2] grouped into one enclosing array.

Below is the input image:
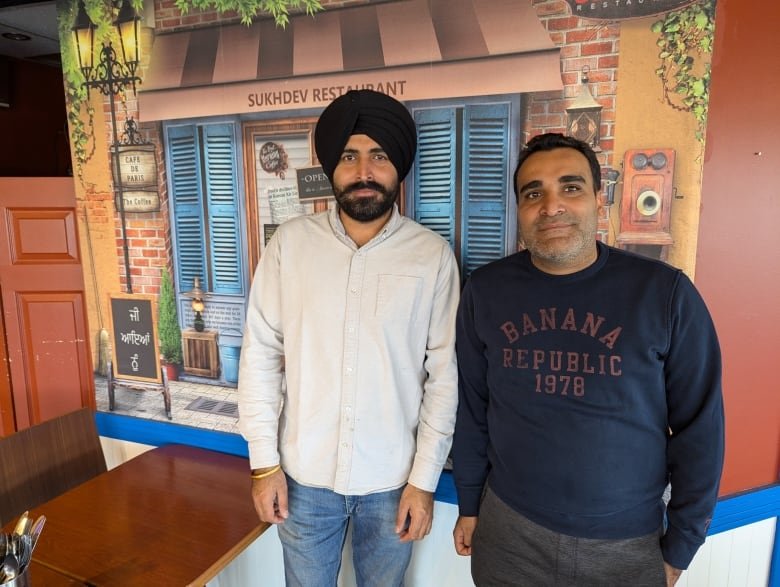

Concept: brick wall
[[114, 135, 169, 296], [97, 87, 169, 295], [530, 0, 620, 168], [80, 21, 170, 296]]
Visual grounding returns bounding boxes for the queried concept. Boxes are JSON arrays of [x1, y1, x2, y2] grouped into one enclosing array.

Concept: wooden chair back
[[0, 408, 107, 526]]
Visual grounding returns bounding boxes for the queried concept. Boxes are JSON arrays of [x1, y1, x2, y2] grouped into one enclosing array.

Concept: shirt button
[[346, 367, 353, 373]]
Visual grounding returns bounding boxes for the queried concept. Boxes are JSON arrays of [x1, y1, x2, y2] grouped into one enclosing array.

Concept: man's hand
[[664, 562, 682, 586], [250, 466, 288, 524], [395, 484, 434, 542], [453, 515, 478, 556]]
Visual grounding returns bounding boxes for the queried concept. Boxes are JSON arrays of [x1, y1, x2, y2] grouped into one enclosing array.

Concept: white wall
[[100, 436, 155, 469], [205, 511, 776, 587], [100, 438, 775, 587], [678, 518, 776, 587]]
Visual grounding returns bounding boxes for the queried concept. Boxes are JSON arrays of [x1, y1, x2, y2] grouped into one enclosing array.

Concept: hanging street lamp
[[72, 0, 142, 293]]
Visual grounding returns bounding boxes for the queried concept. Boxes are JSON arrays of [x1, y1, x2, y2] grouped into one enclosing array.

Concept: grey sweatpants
[[471, 487, 666, 587]]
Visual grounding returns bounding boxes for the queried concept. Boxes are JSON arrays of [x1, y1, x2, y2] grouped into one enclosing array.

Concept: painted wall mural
[[59, 0, 717, 437]]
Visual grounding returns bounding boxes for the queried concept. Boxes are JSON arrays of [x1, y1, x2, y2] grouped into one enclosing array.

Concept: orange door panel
[[0, 178, 94, 434]]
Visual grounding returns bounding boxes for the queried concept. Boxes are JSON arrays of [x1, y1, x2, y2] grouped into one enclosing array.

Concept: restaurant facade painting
[[59, 0, 717, 430]]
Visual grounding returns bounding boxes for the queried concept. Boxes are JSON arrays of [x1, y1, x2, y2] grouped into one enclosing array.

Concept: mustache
[[536, 215, 577, 228], [343, 180, 387, 195]]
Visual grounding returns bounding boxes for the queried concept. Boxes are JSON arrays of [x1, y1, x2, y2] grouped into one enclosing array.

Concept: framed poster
[[243, 118, 333, 273]]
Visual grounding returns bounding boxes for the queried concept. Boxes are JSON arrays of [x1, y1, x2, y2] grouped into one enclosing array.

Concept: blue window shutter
[[413, 108, 457, 247], [202, 124, 243, 295], [167, 125, 206, 293], [462, 104, 509, 276]]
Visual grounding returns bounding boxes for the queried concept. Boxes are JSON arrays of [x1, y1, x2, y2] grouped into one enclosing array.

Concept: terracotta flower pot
[[162, 361, 179, 382]]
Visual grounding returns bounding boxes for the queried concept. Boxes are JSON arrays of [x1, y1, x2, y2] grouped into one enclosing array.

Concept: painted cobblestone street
[[94, 375, 240, 434]]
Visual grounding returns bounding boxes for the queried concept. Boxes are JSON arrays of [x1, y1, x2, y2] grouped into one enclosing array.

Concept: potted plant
[[158, 269, 183, 382]]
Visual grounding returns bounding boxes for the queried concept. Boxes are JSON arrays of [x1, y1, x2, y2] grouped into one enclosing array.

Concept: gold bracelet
[[250, 464, 281, 480]]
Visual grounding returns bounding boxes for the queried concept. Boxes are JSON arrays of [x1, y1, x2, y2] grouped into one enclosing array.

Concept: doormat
[[185, 397, 239, 418]]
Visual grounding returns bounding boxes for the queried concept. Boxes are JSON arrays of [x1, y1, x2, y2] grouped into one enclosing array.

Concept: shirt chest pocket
[[375, 274, 423, 322]]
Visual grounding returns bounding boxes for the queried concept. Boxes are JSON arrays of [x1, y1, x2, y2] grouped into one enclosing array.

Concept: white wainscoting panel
[[679, 517, 775, 587], [99, 435, 154, 469], [99, 437, 775, 587]]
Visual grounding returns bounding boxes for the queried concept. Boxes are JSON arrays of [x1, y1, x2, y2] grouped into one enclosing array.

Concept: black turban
[[314, 89, 417, 183]]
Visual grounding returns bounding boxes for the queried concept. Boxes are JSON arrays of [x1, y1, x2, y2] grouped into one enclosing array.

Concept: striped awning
[[139, 0, 562, 121]]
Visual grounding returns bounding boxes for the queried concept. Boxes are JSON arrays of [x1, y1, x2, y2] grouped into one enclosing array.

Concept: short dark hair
[[512, 133, 601, 201]]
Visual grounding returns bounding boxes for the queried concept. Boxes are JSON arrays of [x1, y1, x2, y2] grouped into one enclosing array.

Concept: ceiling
[[0, 0, 61, 67]]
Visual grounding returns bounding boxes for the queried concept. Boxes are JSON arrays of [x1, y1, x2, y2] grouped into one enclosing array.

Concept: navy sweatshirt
[[452, 243, 724, 570]]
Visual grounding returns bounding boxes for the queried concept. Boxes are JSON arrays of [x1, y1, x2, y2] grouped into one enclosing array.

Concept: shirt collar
[[329, 204, 403, 249]]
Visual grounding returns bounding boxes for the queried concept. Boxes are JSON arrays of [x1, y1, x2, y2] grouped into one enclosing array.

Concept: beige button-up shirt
[[238, 206, 460, 494]]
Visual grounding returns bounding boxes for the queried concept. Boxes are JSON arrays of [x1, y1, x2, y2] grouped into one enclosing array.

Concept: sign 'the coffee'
[[112, 144, 160, 212]]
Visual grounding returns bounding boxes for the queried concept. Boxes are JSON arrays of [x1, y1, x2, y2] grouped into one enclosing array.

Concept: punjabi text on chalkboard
[[109, 294, 161, 384]]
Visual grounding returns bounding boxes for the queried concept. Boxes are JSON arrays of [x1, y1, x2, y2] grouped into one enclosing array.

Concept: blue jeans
[[277, 476, 412, 587]]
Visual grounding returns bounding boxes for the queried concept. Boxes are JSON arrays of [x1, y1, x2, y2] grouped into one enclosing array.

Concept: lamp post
[[72, 0, 141, 293], [566, 66, 603, 151], [186, 277, 206, 332]]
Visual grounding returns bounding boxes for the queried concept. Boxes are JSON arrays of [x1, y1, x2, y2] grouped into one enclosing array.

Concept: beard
[[521, 213, 598, 267], [333, 180, 399, 222]]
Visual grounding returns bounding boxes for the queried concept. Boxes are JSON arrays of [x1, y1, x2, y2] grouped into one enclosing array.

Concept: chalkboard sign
[[108, 294, 161, 384]]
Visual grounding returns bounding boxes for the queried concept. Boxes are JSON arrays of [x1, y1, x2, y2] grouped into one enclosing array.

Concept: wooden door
[[0, 178, 94, 435]]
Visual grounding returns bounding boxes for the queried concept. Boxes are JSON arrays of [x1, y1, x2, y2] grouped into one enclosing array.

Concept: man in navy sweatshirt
[[452, 133, 724, 586]]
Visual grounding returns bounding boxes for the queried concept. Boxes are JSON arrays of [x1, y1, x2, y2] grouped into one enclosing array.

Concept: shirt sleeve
[[237, 230, 286, 470], [661, 273, 725, 569], [407, 243, 461, 492], [451, 279, 492, 516]]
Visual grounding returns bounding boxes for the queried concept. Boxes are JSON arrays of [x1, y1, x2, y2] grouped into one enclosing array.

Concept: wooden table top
[[9, 444, 268, 586], [25, 560, 88, 585]]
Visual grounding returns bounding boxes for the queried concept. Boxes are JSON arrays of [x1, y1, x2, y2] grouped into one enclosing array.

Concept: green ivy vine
[[58, 0, 112, 185], [57, 0, 322, 185], [175, 0, 322, 27], [651, 0, 716, 143]]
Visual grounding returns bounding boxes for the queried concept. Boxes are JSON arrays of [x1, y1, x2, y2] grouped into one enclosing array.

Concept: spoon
[[0, 552, 19, 582]]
